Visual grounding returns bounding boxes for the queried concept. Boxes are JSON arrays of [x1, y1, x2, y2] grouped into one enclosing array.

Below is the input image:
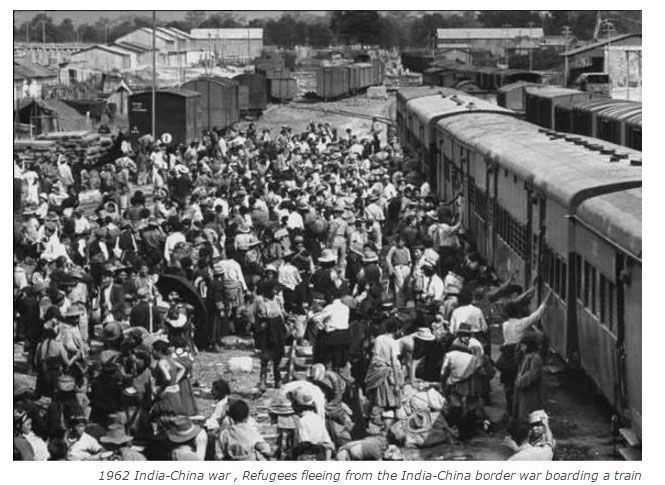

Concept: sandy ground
[[16, 91, 620, 460]]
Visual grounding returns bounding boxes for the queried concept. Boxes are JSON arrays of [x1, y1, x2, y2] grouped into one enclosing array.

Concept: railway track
[[293, 105, 394, 124]]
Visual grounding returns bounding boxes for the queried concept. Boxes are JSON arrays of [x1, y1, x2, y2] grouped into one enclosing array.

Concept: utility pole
[[25, 23, 29, 42], [41, 19, 46, 43], [75, 24, 79, 43], [602, 19, 616, 91], [626, 50, 630, 100], [528, 21, 535, 71], [151, 11, 156, 140], [562, 25, 572, 86]]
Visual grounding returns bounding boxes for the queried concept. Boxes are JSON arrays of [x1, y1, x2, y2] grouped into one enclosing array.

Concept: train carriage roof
[[572, 98, 631, 113], [436, 114, 642, 209], [525, 85, 590, 100], [407, 92, 513, 125], [397, 86, 459, 103], [596, 103, 642, 123], [576, 188, 642, 260]]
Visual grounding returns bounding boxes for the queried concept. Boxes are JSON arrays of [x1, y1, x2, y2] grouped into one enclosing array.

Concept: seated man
[[216, 400, 272, 461]]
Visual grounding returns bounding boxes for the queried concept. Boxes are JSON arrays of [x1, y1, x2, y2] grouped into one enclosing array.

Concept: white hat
[[176, 164, 190, 175], [318, 249, 337, 263], [161, 133, 173, 144]]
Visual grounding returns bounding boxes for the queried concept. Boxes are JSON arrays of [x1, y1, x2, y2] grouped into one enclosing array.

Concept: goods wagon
[[316, 66, 350, 100], [128, 88, 200, 146], [268, 77, 297, 102], [524, 86, 597, 130], [257, 67, 291, 79], [497, 81, 542, 113], [233, 73, 268, 116], [423, 64, 543, 92], [397, 86, 643, 443], [181, 77, 239, 132]]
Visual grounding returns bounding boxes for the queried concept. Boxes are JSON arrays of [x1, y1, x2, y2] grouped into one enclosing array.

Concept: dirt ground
[[15, 91, 620, 460]]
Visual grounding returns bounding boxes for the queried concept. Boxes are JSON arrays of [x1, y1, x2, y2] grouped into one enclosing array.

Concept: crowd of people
[[13, 117, 556, 461]]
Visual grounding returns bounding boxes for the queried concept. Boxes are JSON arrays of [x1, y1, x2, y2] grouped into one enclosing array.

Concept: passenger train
[[396, 86, 642, 441]]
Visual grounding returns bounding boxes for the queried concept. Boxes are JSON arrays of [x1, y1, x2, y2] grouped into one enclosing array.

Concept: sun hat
[[166, 416, 201, 443], [100, 424, 133, 445], [414, 327, 435, 342], [318, 249, 337, 264], [456, 323, 473, 335], [166, 311, 187, 329], [274, 228, 289, 239], [290, 387, 315, 408], [528, 409, 548, 425]]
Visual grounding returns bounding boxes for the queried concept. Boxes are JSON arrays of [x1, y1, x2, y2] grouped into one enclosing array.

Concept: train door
[[533, 191, 547, 300], [486, 158, 498, 269], [460, 148, 470, 229]]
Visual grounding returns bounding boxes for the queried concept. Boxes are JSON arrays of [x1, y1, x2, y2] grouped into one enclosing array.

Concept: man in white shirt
[[420, 262, 445, 302], [164, 227, 186, 265], [286, 205, 304, 230], [449, 289, 488, 335]]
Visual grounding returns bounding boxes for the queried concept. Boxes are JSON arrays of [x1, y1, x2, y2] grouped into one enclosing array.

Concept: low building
[[437, 27, 545, 57], [189, 28, 263, 63], [14, 42, 89, 66], [14, 58, 58, 101], [70, 44, 134, 72], [116, 27, 176, 52], [562, 33, 641, 87]]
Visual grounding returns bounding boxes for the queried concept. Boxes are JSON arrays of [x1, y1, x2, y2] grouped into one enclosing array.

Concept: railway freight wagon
[[181, 77, 239, 132], [316, 66, 351, 100], [524, 86, 596, 131], [497, 82, 542, 113], [233, 73, 268, 116], [268, 77, 298, 102], [567, 99, 642, 151], [397, 86, 643, 444], [128, 88, 201, 146]]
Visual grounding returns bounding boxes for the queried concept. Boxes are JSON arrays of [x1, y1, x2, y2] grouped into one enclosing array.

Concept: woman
[[14, 409, 49, 460], [512, 332, 544, 425], [364, 318, 403, 428], [171, 336, 199, 418], [151, 339, 187, 420], [34, 317, 72, 398], [254, 280, 287, 391]]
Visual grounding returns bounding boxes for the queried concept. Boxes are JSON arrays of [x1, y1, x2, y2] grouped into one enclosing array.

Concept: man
[[327, 207, 349, 273], [129, 288, 161, 333], [420, 262, 445, 303], [97, 267, 126, 323], [449, 288, 488, 338], [385, 236, 412, 308], [216, 400, 272, 461]]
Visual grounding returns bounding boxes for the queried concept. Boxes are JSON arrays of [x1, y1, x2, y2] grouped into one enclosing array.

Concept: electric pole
[[601, 19, 616, 91], [41, 19, 46, 43], [528, 21, 535, 71], [562, 25, 572, 86], [151, 11, 156, 140]]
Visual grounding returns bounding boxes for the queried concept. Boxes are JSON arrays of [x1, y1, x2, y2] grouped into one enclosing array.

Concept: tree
[[185, 10, 207, 30], [58, 18, 76, 42], [200, 13, 241, 28], [330, 11, 381, 46], [477, 11, 541, 28], [307, 22, 333, 48]]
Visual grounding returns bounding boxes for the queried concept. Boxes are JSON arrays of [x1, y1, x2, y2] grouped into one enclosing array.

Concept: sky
[[13, 11, 327, 24]]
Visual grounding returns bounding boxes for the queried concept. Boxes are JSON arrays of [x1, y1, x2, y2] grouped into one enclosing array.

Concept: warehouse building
[[437, 27, 545, 57], [189, 28, 263, 63]]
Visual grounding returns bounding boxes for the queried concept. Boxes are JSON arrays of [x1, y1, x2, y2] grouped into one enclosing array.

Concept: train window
[[608, 281, 617, 334], [599, 275, 608, 325], [584, 261, 591, 307], [575, 254, 582, 300], [590, 266, 598, 316]]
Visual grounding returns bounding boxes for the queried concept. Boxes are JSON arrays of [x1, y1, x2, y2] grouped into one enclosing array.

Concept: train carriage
[[181, 76, 239, 132], [316, 66, 351, 100], [232, 73, 268, 116], [267, 77, 298, 102], [574, 188, 642, 438], [399, 86, 642, 440], [525, 86, 597, 130]]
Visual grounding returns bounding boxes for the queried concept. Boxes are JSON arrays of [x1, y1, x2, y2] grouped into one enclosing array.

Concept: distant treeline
[[14, 10, 641, 49]]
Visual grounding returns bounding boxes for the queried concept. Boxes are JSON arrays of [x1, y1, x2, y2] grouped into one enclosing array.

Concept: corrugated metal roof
[[14, 58, 57, 80], [155, 27, 190, 41], [576, 188, 641, 259], [190, 28, 263, 40], [563, 33, 641, 57], [72, 44, 131, 57], [115, 40, 152, 53], [437, 114, 642, 208], [133, 87, 201, 98], [138, 28, 174, 42], [437, 28, 544, 40], [168, 27, 192, 39]]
